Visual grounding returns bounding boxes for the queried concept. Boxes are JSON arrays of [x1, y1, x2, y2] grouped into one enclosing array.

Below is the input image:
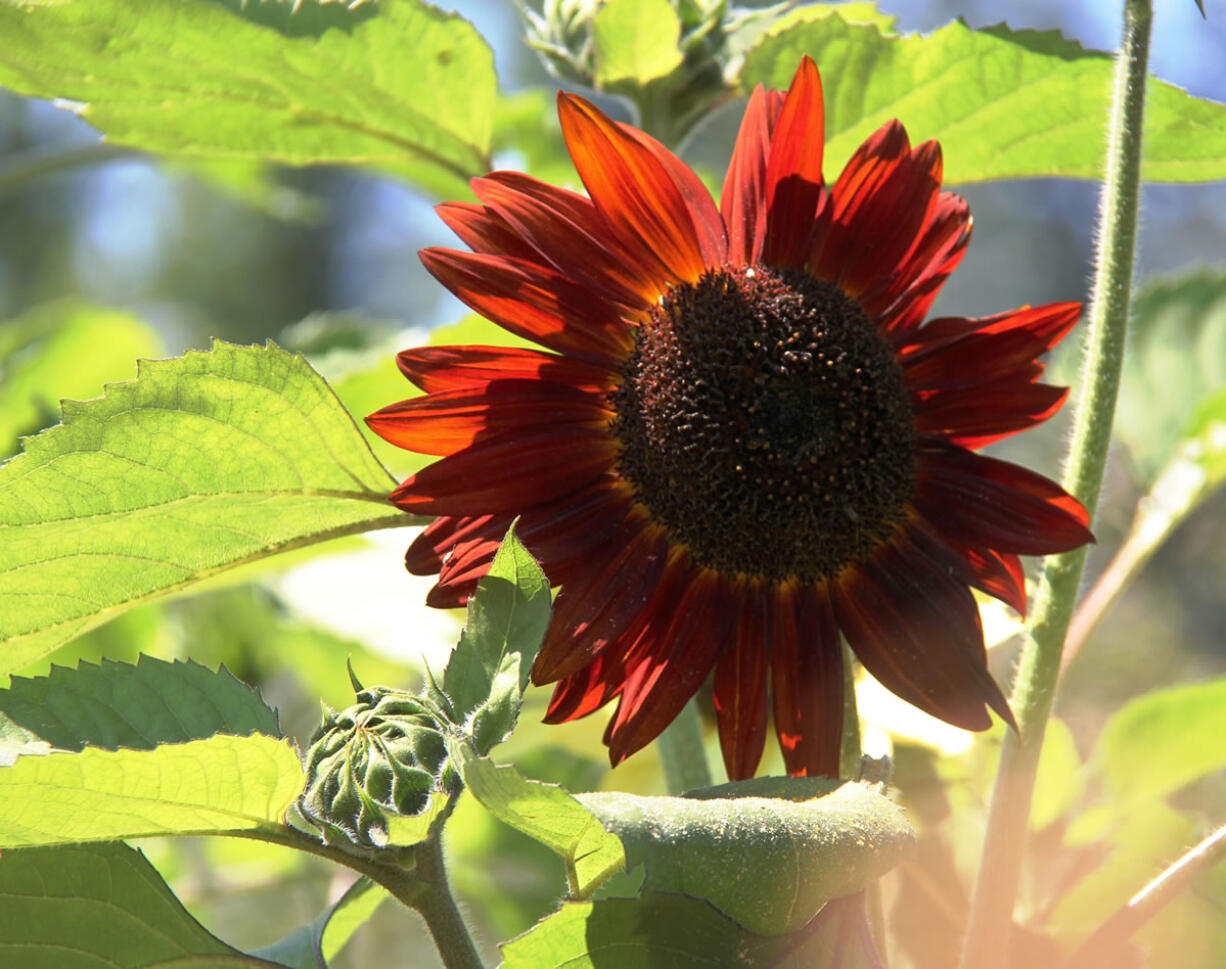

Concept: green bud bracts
[[299, 685, 455, 848]]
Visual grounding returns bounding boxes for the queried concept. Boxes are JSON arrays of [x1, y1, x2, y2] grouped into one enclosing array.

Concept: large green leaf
[[1097, 676, 1226, 805], [0, 301, 159, 459], [442, 525, 552, 754], [501, 891, 882, 969], [450, 740, 625, 898], [0, 655, 278, 761], [739, 12, 1226, 184], [0, 841, 290, 969], [578, 777, 913, 935], [0, 340, 413, 675], [0, 0, 495, 198], [0, 734, 303, 846]]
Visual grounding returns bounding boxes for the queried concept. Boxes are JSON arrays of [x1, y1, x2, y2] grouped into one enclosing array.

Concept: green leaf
[[1114, 271, 1226, 479], [442, 524, 552, 753], [593, 0, 684, 88], [1097, 676, 1226, 805], [577, 777, 914, 935], [0, 841, 291, 969], [0, 733, 303, 846], [449, 740, 626, 898], [254, 876, 389, 969], [0, 0, 495, 198], [0, 340, 412, 675], [0, 655, 278, 762], [502, 891, 882, 969], [1030, 717, 1082, 830], [0, 301, 159, 459], [739, 13, 1226, 184]]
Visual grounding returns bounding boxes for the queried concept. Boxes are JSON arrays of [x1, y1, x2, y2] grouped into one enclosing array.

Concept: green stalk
[[657, 698, 713, 792], [958, 1, 1152, 965]]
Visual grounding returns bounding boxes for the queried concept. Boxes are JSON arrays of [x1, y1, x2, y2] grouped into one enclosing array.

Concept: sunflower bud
[[519, 0, 791, 144], [299, 685, 454, 848]]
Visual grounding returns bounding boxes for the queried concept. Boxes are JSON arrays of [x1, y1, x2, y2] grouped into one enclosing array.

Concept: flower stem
[[657, 698, 712, 792], [840, 641, 861, 780], [410, 834, 487, 969], [958, 1, 1152, 966], [1063, 821, 1226, 967]]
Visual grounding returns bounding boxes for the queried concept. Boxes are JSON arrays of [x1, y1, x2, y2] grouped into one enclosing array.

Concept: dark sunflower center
[[610, 265, 916, 581]]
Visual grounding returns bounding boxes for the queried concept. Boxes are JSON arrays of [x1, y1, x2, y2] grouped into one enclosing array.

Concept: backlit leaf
[[0, 340, 412, 674], [1098, 676, 1226, 805], [449, 740, 626, 898], [0, 301, 159, 459], [593, 0, 684, 88], [0, 0, 495, 198], [740, 13, 1226, 184], [0, 655, 277, 761], [442, 525, 552, 753], [0, 734, 302, 846]]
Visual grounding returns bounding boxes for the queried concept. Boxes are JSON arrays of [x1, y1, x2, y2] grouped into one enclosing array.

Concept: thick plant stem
[[411, 835, 487, 969], [840, 641, 861, 780], [658, 698, 712, 792], [958, 2, 1152, 967]]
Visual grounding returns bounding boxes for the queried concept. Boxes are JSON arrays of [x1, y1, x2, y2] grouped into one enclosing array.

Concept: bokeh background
[[2, 1, 1225, 966]]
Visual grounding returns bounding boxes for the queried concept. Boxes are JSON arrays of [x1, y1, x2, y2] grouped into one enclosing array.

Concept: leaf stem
[[958, 1, 1152, 966], [236, 820, 486, 969], [657, 698, 712, 793], [1063, 821, 1226, 967]]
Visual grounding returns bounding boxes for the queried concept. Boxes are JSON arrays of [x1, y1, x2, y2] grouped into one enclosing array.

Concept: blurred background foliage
[[2, 0, 1226, 966]]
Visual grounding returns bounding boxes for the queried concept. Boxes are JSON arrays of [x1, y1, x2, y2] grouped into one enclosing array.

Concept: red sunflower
[[367, 57, 1093, 781]]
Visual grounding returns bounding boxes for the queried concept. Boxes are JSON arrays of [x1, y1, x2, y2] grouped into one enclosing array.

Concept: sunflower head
[[368, 57, 1093, 782]]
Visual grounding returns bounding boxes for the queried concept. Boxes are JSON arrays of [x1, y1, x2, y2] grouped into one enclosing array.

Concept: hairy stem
[[237, 820, 485, 969], [658, 698, 713, 792], [959, 1, 1152, 965]]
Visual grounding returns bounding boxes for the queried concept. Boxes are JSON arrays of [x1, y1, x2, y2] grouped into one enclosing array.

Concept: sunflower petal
[[834, 537, 1015, 731], [721, 84, 785, 265], [713, 582, 768, 781], [396, 345, 615, 395], [914, 442, 1093, 555], [558, 92, 716, 287], [762, 56, 827, 268], [771, 582, 844, 778]]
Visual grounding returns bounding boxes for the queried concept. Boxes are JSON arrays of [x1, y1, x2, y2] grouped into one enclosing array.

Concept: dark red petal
[[772, 582, 844, 778], [396, 345, 615, 395], [426, 580, 477, 609], [472, 172, 654, 309], [833, 536, 1015, 731], [912, 382, 1069, 449], [913, 442, 1093, 555], [762, 56, 827, 269], [435, 201, 541, 261], [712, 582, 767, 781], [436, 535, 502, 587], [899, 302, 1082, 378], [390, 426, 617, 515], [532, 521, 671, 682], [606, 569, 730, 766], [558, 93, 714, 287], [865, 192, 972, 337], [366, 379, 611, 456], [544, 651, 625, 723], [406, 513, 498, 575], [907, 515, 1028, 617], [810, 124, 942, 298], [620, 124, 727, 269], [720, 85, 785, 265], [420, 248, 634, 367]]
